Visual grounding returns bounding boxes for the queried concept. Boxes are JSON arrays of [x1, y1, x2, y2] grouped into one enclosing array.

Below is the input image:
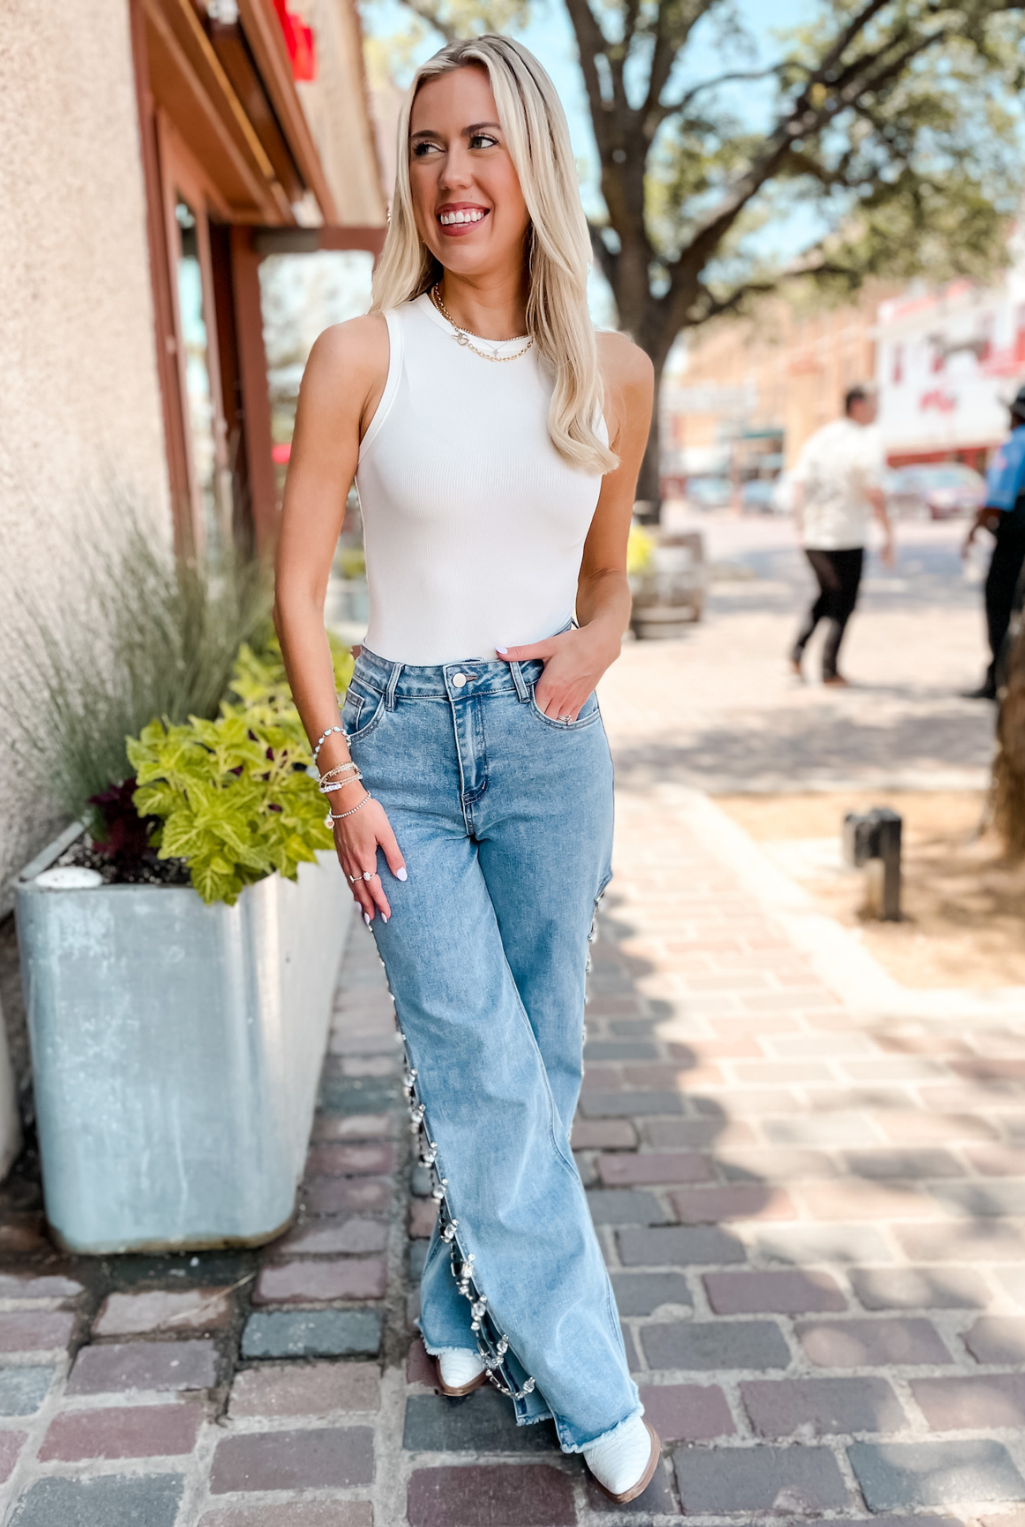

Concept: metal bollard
[[842, 807, 902, 921]]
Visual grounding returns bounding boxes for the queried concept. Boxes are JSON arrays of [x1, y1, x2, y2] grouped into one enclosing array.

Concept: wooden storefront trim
[[236, 0, 339, 224], [230, 228, 279, 556], [128, 0, 195, 560]]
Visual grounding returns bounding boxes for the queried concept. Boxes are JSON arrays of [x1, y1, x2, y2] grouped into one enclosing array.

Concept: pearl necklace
[[430, 284, 533, 363]]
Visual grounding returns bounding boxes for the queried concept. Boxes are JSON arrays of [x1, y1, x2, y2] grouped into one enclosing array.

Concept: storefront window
[[175, 198, 223, 555]]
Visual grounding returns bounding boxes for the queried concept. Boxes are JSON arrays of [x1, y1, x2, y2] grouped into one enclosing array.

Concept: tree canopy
[[369, 0, 1025, 495]]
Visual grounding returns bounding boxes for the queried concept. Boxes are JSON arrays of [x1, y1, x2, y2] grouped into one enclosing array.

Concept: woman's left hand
[[497, 625, 620, 721]]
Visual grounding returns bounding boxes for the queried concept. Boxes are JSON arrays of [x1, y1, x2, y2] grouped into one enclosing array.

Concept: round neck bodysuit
[[354, 292, 606, 665]]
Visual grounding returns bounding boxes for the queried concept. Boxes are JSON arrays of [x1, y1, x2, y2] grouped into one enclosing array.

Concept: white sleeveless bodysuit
[[354, 293, 605, 665]]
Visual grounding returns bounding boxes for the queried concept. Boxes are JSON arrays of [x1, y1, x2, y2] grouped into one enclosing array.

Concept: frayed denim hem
[[516, 1406, 555, 1426], [556, 1404, 645, 1455], [420, 1338, 478, 1358]]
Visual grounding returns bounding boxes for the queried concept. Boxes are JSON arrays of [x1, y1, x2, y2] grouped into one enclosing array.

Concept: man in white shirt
[[789, 384, 894, 686]]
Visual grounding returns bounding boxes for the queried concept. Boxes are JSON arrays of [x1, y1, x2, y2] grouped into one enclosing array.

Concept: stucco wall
[[0, 1, 170, 907]]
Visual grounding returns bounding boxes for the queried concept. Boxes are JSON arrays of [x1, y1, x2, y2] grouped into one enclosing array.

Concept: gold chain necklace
[[430, 283, 532, 363]]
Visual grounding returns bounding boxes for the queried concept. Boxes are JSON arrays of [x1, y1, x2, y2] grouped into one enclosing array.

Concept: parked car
[[741, 478, 776, 513], [885, 464, 986, 520], [685, 476, 732, 511]]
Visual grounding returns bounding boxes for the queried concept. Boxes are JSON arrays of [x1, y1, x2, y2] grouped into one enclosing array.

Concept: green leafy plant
[[626, 523, 655, 578], [227, 635, 354, 722], [128, 711, 333, 907], [125, 631, 353, 905]]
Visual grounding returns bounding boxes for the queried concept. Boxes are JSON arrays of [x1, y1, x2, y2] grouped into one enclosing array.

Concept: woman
[[275, 35, 656, 1502]]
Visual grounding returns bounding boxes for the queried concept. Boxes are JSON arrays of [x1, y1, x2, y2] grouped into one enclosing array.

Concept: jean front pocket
[[528, 686, 602, 731], [341, 681, 386, 742]]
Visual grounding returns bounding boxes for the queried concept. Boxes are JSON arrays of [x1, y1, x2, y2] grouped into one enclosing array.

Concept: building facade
[[0, 0, 385, 905], [663, 287, 888, 492], [874, 250, 1025, 470]]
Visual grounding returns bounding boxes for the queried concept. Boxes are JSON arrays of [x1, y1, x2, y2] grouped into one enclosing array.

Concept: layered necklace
[[430, 283, 533, 363]]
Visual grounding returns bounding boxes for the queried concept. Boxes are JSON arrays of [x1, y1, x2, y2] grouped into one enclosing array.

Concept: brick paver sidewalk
[[0, 780, 1023, 1523]]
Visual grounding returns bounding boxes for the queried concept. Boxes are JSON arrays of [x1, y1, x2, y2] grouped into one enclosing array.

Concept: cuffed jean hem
[[556, 1404, 646, 1456]]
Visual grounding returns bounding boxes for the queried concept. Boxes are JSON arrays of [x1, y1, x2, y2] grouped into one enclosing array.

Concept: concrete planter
[[14, 825, 351, 1254], [630, 530, 706, 639]]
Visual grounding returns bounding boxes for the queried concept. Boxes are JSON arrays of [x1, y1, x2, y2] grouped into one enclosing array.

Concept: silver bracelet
[[324, 792, 372, 826], [319, 774, 363, 794], [319, 762, 360, 782]]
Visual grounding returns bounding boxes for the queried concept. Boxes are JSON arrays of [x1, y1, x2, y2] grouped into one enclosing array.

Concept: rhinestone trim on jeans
[[399, 1043, 538, 1402]]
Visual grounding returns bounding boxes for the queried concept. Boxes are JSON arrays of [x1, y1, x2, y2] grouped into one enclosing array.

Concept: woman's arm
[[274, 315, 405, 922], [498, 330, 654, 718]]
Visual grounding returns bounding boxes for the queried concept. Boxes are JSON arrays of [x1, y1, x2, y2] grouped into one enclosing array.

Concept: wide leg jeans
[[342, 646, 641, 1452]]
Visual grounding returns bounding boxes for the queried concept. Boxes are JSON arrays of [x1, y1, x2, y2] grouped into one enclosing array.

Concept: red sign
[[273, 0, 316, 81], [919, 388, 957, 414]]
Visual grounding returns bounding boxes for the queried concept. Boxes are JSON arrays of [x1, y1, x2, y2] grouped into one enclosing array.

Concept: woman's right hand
[[332, 795, 406, 923]]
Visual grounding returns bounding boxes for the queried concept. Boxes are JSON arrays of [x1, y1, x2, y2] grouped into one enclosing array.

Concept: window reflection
[[175, 199, 224, 555]]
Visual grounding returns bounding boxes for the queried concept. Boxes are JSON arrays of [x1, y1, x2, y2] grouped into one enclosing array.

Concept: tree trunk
[[634, 396, 661, 521]]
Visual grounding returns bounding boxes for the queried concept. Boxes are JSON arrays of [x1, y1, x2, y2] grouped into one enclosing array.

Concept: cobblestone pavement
[[0, 524, 1016, 1524], [0, 800, 1023, 1524]]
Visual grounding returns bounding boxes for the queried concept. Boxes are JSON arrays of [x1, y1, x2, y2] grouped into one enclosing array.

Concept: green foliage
[[227, 634, 354, 723], [626, 522, 655, 576], [1, 506, 270, 831], [125, 632, 352, 906], [128, 711, 333, 907], [336, 546, 367, 580], [376, 0, 1025, 357]]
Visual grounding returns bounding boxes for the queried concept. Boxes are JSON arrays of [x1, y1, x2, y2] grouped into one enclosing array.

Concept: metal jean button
[[452, 673, 467, 687]]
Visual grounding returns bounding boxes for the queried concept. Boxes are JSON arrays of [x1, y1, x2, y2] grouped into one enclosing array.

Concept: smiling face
[[408, 65, 531, 280]]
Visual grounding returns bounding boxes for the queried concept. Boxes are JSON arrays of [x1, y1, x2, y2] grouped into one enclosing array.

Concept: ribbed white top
[[354, 293, 605, 665]]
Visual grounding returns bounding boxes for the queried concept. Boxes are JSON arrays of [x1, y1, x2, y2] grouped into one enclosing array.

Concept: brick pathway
[[0, 543, 1019, 1522], [0, 782, 1023, 1523]]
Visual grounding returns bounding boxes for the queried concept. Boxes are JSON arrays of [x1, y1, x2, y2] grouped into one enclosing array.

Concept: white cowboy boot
[[435, 1348, 487, 1396], [584, 1415, 661, 1503]]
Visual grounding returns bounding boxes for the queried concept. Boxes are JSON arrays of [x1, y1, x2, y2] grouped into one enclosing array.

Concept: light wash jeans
[[342, 644, 641, 1452]]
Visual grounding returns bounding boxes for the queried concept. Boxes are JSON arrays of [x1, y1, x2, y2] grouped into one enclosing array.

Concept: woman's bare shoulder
[[597, 328, 654, 393], [298, 312, 390, 437], [597, 330, 653, 446], [306, 312, 389, 386]]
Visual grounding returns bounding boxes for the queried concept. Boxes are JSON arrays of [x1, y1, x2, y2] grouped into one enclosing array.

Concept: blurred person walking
[[962, 385, 1025, 700], [789, 384, 894, 686], [274, 37, 659, 1504]]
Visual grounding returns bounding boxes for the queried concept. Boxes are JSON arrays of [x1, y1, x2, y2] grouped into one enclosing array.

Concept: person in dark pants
[[963, 386, 1025, 699], [790, 384, 894, 686]]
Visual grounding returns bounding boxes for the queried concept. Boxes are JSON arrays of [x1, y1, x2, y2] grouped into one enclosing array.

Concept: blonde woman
[[275, 35, 657, 1502]]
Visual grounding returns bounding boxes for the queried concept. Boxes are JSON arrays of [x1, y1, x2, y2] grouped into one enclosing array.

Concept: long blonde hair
[[371, 35, 616, 476]]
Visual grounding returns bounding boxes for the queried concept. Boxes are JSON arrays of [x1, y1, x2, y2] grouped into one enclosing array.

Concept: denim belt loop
[[509, 661, 530, 704], [385, 661, 403, 711]]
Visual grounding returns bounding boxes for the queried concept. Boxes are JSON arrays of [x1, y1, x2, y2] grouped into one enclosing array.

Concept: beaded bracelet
[[324, 792, 372, 827], [312, 725, 346, 764]]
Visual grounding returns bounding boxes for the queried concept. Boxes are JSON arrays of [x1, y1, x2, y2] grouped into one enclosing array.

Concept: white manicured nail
[[363, 912, 371, 926], [397, 867, 407, 881], [496, 646, 508, 654]]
